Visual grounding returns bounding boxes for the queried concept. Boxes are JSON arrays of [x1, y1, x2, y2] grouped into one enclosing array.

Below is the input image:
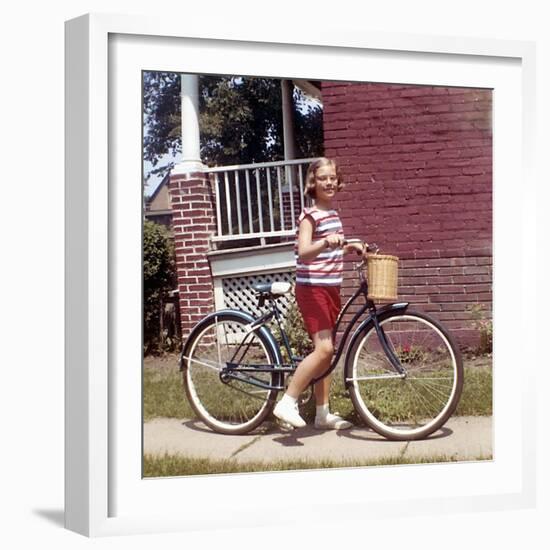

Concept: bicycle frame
[[216, 268, 410, 391]]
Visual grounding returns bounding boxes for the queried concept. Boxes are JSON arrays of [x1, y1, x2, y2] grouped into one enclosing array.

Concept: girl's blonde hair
[[304, 157, 344, 199]]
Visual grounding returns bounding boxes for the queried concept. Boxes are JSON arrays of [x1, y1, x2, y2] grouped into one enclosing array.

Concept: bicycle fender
[[343, 302, 410, 381], [179, 309, 284, 372]]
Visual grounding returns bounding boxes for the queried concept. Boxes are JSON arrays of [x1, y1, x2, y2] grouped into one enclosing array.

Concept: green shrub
[[467, 303, 493, 354], [283, 297, 313, 358], [143, 220, 178, 355], [273, 296, 313, 361]]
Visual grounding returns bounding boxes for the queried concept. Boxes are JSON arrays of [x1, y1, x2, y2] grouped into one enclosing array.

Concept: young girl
[[273, 157, 363, 429]]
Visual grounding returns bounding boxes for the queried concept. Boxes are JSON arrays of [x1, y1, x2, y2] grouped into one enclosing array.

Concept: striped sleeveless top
[[295, 206, 344, 287]]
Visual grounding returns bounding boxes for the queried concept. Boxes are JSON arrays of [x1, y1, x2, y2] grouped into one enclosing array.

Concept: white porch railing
[[206, 158, 319, 244]]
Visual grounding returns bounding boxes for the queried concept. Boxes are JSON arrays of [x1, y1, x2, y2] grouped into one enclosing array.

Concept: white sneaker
[[273, 400, 306, 428], [314, 413, 353, 430]]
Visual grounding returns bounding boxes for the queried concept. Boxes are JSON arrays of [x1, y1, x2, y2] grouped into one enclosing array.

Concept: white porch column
[[172, 73, 206, 175]]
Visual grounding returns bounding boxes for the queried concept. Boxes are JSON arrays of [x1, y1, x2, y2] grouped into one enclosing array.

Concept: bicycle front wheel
[[345, 310, 463, 440], [182, 312, 280, 435]]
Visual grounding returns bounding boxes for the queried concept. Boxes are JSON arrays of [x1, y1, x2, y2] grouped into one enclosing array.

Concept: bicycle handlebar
[[342, 238, 380, 255]]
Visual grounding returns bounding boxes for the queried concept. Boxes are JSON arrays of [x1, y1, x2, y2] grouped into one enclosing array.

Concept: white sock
[[280, 394, 298, 408], [316, 403, 329, 419]]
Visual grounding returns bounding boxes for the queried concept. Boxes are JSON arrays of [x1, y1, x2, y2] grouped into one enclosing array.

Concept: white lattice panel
[[222, 271, 295, 319]]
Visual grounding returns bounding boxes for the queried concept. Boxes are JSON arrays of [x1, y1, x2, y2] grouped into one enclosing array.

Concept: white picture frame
[[65, 13, 537, 537]]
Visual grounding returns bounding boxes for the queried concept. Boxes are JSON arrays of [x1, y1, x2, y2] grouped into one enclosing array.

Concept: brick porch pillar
[[169, 170, 217, 340]]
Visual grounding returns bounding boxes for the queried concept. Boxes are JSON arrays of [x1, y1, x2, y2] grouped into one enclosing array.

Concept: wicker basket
[[365, 253, 399, 301]]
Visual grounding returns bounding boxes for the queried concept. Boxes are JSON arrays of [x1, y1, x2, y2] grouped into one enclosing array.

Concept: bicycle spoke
[[215, 317, 222, 366], [406, 381, 445, 416], [182, 355, 222, 372], [410, 378, 452, 402]]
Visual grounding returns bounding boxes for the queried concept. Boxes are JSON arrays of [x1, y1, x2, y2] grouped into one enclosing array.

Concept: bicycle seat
[[251, 282, 292, 297]]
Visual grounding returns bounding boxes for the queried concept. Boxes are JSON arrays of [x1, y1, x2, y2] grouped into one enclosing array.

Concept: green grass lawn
[[143, 452, 492, 477], [143, 354, 194, 421], [143, 352, 493, 423]]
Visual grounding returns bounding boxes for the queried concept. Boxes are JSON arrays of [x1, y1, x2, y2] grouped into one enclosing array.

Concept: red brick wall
[[169, 172, 217, 339], [323, 82, 493, 346]]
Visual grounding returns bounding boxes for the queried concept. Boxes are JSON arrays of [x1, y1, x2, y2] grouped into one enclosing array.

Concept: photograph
[[142, 72, 493, 478], [0, 0, 543, 541]]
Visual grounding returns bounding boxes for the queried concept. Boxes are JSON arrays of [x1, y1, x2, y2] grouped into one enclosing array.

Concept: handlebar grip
[[341, 239, 380, 254], [342, 238, 365, 256], [342, 238, 363, 246]]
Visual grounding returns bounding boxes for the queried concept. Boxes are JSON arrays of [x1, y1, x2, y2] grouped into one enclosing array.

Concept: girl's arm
[[297, 216, 343, 261]]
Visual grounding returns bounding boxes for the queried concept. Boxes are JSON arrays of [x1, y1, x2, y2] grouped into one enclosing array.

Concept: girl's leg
[[313, 372, 331, 405], [273, 330, 333, 428], [312, 357, 353, 431], [273, 330, 351, 429], [285, 329, 333, 399]]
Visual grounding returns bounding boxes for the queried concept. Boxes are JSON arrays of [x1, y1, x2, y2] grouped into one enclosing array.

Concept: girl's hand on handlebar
[[343, 241, 364, 256], [342, 238, 368, 256], [324, 233, 344, 249]]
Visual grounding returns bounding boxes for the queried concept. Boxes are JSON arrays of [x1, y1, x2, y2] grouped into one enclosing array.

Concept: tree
[[293, 87, 324, 159], [143, 72, 181, 173], [143, 73, 323, 179]]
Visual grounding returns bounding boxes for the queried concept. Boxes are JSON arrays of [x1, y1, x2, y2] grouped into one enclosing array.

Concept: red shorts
[[295, 284, 341, 337]]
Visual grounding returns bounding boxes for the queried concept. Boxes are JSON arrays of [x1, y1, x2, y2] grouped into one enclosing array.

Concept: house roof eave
[[292, 79, 322, 102]]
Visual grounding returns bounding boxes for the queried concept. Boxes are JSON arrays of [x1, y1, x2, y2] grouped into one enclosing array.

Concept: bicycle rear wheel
[[345, 310, 463, 440], [182, 312, 280, 435]]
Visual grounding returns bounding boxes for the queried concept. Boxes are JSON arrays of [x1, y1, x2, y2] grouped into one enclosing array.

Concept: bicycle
[[179, 239, 463, 441]]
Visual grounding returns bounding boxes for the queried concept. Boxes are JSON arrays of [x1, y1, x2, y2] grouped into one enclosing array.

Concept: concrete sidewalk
[[144, 416, 492, 463]]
